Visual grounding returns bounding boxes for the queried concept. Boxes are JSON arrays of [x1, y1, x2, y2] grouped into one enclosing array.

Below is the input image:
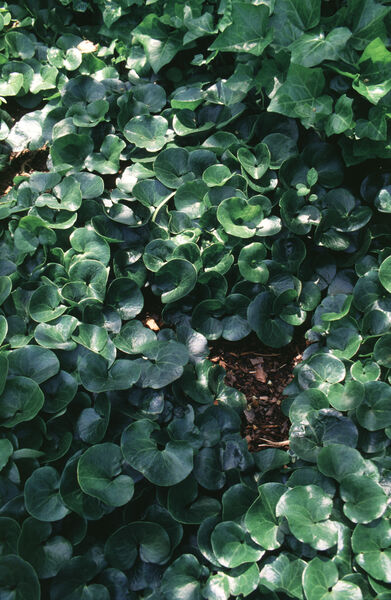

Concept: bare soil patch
[[0, 147, 49, 197], [209, 334, 305, 451]]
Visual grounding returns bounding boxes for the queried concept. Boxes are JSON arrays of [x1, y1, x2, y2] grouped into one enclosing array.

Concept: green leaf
[[8, 346, 60, 384], [85, 135, 125, 174], [352, 518, 391, 583], [18, 517, 72, 578], [290, 28, 352, 68], [356, 381, 391, 431], [5, 31, 35, 59], [276, 484, 338, 550], [114, 320, 156, 354], [105, 522, 171, 570], [34, 316, 78, 351], [0, 439, 13, 471], [217, 196, 264, 238], [351, 359, 381, 383], [78, 353, 140, 392], [245, 483, 286, 550], [340, 474, 387, 523], [202, 164, 231, 187], [0, 276, 12, 306], [59, 453, 105, 520], [0, 555, 40, 600], [124, 115, 169, 152], [168, 475, 221, 524], [210, 3, 272, 56], [298, 353, 346, 391], [75, 394, 110, 444], [161, 554, 206, 600], [247, 292, 293, 348], [237, 143, 270, 180], [325, 95, 355, 136], [328, 381, 364, 411], [133, 14, 182, 73], [303, 557, 363, 600], [50, 556, 108, 600], [121, 419, 193, 486], [238, 242, 269, 283], [29, 285, 67, 323], [271, 0, 321, 46], [268, 64, 332, 128], [259, 553, 306, 599], [51, 133, 94, 172], [139, 340, 189, 388], [317, 444, 368, 482], [0, 518, 20, 556], [77, 443, 134, 507], [25, 466, 69, 522], [0, 376, 44, 428], [152, 259, 197, 303], [210, 521, 264, 568], [154, 147, 193, 189], [107, 277, 144, 319], [379, 255, 391, 293], [354, 38, 391, 104]]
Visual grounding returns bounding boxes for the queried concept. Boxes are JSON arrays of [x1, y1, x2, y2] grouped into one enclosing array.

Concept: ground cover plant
[[1, 0, 391, 598]]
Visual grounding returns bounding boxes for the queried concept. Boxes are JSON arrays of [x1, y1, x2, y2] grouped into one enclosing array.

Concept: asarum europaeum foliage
[[0, 0, 391, 598]]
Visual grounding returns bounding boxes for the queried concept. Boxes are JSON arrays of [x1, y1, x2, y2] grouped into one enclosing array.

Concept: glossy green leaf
[[259, 553, 306, 599], [210, 3, 272, 56], [245, 483, 286, 550], [105, 521, 171, 570], [303, 557, 363, 600], [121, 419, 193, 486], [211, 521, 264, 568], [276, 484, 338, 550], [0, 555, 40, 600], [25, 466, 69, 522], [0, 376, 44, 428], [352, 519, 391, 583], [77, 443, 134, 507]]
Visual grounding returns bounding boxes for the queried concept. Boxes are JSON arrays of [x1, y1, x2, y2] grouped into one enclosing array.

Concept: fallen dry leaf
[[145, 318, 159, 331], [77, 40, 99, 53], [255, 364, 268, 382]]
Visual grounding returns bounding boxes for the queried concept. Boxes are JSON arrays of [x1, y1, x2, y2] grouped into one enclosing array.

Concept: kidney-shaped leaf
[[0, 376, 44, 428], [276, 484, 338, 550], [25, 466, 69, 522], [105, 521, 171, 570], [211, 521, 265, 568], [121, 419, 193, 486], [245, 482, 287, 550], [352, 518, 391, 583], [0, 555, 40, 600], [340, 474, 387, 524], [78, 353, 140, 393], [152, 259, 197, 304], [124, 115, 169, 152], [303, 557, 363, 600], [18, 517, 72, 579], [7, 345, 60, 384], [259, 553, 306, 599], [77, 443, 134, 507]]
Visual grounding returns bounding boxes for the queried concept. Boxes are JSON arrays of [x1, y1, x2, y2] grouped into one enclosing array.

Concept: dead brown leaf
[[145, 318, 159, 331], [255, 364, 268, 382]]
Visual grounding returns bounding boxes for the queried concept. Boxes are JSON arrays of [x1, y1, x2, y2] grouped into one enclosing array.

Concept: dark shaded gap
[[0, 147, 49, 197]]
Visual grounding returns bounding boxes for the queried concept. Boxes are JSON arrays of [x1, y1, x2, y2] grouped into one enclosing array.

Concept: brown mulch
[[208, 334, 306, 452], [143, 312, 306, 451], [0, 147, 49, 197]]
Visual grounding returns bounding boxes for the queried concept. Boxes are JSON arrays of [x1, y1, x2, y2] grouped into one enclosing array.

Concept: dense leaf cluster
[[0, 0, 391, 598]]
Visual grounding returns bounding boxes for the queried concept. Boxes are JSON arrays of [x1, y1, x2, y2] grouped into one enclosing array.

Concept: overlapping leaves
[[1, 0, 391, 598]]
